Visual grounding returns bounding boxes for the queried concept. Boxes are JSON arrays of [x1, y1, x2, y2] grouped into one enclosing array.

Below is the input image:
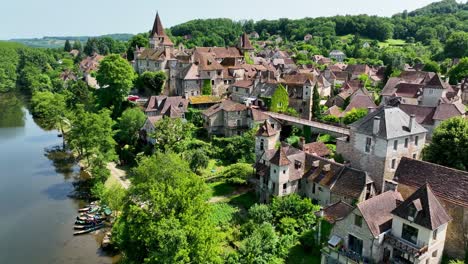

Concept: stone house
[[322, 184, 451, 264], [336, 106, 427, 192], [202, 100, 250, 136], [304, 34, 313, 42], [394, 158, 468, 258], [255, 123, 376, 206], [229, 79, 255, 103], [329, 50, 346, 62]]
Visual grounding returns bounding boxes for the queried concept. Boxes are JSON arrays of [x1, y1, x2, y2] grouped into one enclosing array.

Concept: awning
[[328, 235, 342, 247]]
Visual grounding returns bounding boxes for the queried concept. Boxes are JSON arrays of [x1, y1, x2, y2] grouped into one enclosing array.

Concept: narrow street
[[106, 162, 130, 189]]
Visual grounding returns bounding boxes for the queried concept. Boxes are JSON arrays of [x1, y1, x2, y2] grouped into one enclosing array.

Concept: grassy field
[[338, 34, 407, 48], [0, 41, 26, 48], [200, 159, 225, 178]]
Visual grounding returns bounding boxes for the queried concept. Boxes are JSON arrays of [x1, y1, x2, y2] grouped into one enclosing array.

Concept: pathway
[[106, 162, 130, 190]]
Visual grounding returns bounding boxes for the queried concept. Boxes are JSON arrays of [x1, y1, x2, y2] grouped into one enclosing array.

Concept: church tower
[[149, 12, 174, 49]]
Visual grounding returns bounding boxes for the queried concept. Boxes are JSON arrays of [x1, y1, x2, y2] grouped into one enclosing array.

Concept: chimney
[[367, 107, 375, 113], [299, 137, 306, 150], [373, 116, 381, 135], [409, 114, 415, 132]]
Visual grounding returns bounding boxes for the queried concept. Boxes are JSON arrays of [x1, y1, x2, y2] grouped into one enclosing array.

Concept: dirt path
[[106, 162, 130, 189]]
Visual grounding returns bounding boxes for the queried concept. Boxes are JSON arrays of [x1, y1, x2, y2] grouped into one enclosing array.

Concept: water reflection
[[44, 146, 76, 179], [0, 93, 25, 128]]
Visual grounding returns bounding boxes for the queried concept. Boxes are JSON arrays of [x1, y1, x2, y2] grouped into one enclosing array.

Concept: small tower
[[255, 120, 279, 161], [239, 33, 254, 55], [269, 146, 291, 196], [149, 12, 174, 49]]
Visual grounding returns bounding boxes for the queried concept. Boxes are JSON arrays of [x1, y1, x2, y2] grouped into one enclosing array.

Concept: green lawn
[[200, 159, 224, 178], [208, 181, 236, 197]]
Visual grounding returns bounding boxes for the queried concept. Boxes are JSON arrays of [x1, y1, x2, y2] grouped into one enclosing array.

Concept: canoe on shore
[[73, 224, 104, 235], [75, 219, 103, 225]]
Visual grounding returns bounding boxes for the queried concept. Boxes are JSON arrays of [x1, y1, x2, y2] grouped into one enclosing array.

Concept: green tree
[[343, 108, 368, 125], [423, 61, 441, 73], [84, 38, 99, 56], [151, 117, 195, 153], [221, 163, 253, 185], [64, 80, 94, 111], [270, 194, 320, 234], [423, 117, 468, 171], [67, 106, 117, 168], [116, 107, 146, 146], [448, 57, 468, 84], [113, 153, 222, 263], [126, 33, 149, 61], [248, 204, 273, 224], [136, 71, 166, 95], [72, 40, 83, 51], [445, 31, 468, 58], [184, 148, 210, 172], [64, 40, 72, 52], [30, 91, 67, 145], [271, 84, 289, 113], [96, 54, 136, 115], [321, 115, 340, 123], [202, 79, 212, 95], [312, 84, 321, 119]]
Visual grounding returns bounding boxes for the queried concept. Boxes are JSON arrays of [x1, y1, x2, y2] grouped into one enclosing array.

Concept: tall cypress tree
[[312, 84, 321, 119], [64, 40, 72, 52]]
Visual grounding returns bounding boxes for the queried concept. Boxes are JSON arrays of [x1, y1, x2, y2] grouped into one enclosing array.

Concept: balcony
[[384, 233, 428, 259], [322, 245, 366, 264]]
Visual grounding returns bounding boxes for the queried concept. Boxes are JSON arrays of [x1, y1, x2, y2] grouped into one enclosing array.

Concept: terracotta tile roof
[[302, 142, 331, 157], [426, 74, 448, 89], [324, 105, 343, 117], [193, 51, 224, 71], [270, 146, 291, 166], [322, 201, 354, 223], [195, 47, 243, 59], [392, 184, 452, 230], [180, 64, 200, 80], [332, 167, 373, 199], [398, 104, 436, 125], [79, 54, 104, 73], [240, 33, 254, 50], [345, 64, 370, 75], [394, 157, 468, 208], [394, 83, 424, 98], [343, 94, 377, 114], [150, 12, 173, 46], [282, 73, 314, 85], [433, 103, 465, 120], [250, 108, 270, 121], [232, 80, 254, 89], [358, 191, 404, 237], [256, 120, 277, 137], [202, 100, 248, 117], [147, 115, 163, 125], [188, 95, 221, 105], [145, 96, 188, 117]]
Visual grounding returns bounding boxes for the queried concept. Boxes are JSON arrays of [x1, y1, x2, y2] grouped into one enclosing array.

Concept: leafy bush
[[343, 108, 368, 125], [221, 163, 253, 185]]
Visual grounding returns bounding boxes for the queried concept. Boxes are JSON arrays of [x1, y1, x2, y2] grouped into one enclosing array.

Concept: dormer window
[[402, 223, 418, 245], [294, 160, 302, 169]]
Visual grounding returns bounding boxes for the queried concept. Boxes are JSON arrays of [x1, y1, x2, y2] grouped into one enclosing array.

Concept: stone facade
[[337, 107, 427, 192]]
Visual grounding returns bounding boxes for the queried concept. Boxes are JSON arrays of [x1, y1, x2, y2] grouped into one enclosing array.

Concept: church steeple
[[149, 12, 173, 48]]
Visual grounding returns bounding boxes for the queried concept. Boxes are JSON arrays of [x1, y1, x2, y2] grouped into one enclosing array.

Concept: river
[[0, 93, 116, 264]]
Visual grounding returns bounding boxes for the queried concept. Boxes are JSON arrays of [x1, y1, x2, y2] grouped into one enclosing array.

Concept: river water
[[0, 93, 116, 264]]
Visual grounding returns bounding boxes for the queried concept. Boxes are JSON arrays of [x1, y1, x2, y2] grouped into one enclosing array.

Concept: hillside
[[10, 33, 133, 48]]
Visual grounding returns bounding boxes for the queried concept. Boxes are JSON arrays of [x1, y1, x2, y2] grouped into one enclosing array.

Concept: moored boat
[[73, 224, 104, 235]]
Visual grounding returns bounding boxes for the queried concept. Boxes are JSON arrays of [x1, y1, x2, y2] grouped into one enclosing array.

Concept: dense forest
[[167, 0, 467, 59]]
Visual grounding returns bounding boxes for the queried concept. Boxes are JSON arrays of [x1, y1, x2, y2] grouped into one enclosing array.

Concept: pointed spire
[[240, 33, 254, 50], [426, 73, 445, 88], [151, 11, 166, 37], [256, 120, 277, 137], [270, 146, 291, 166]]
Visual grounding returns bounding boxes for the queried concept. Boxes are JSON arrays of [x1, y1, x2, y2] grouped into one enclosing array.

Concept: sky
[[0, 0, 441, 40]]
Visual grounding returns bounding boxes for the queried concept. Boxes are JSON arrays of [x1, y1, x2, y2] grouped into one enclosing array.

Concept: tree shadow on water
[[44, 145, 77, 180]]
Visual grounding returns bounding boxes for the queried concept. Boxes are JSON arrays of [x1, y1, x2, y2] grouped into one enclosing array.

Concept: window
[[433, 229, 438, 240], [402, 223, 419, 245], [312, 183, 316, 194], [211, 80, 215, 85], [298, 180, 302, 190], [260, 139, 264, 150], [432, 250, 438, 258], [348, 235, 363, 255], [274, 169, 276, 174], [365, 137, 371, 153], [394, 140, 398, 150], [415, 136, 419, 146], [405, 138, 409, 148], [235, 87, 238, 92], [391, 159, 396, 169], [354, 214, 363, 227], [283, 170, 286, 174], [272, 182, 275, 192], [283, 183, 287, 190], [413, 153, 417, 159]]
